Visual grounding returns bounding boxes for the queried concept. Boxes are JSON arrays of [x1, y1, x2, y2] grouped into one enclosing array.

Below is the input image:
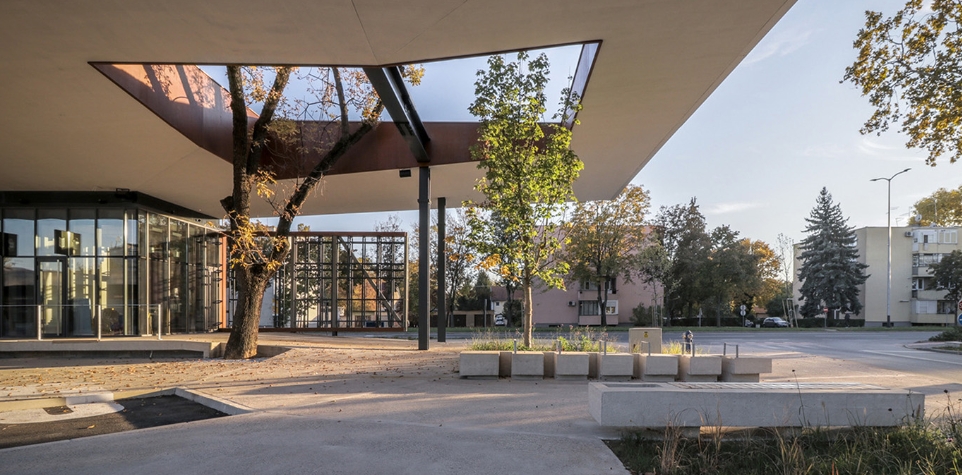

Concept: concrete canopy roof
[[0, 0, 795, 219]]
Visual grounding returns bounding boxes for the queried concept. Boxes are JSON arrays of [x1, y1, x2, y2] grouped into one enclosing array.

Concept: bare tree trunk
[[522, 272, 533, 348], [224, 267, 270, 359], [597, 277, 607, 327]]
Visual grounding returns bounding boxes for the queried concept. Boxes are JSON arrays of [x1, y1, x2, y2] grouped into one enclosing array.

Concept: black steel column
[[418, 166, 431, 350], [437, 197, 446, 342]]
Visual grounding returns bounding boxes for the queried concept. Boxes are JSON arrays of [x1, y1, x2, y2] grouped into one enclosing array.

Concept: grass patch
[[607, 393, 962, 475]]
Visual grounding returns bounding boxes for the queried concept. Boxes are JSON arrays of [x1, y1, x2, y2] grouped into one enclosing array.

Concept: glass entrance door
[[37, 258, 66, 337]]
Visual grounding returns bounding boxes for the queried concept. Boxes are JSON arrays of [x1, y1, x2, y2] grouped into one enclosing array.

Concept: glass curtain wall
[[0, 207, 224, 338]]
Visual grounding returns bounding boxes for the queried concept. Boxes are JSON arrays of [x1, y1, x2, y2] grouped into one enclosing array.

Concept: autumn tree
[[797, 188, 869, 318], [222, 65, 421, 358], [564, 184, 651, 326], [844, 0, 962, 165], [465, 52, 583, 347], [442, 209, 478, 323], [912, 185, 962, 226], [929, 250, 962, 303]]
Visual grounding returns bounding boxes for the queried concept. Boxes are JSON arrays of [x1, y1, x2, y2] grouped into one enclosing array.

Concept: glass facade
[[0, 205, 224, 338]]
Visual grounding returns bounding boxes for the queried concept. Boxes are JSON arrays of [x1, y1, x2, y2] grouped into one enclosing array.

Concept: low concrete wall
[[589, 381, 924, 429]]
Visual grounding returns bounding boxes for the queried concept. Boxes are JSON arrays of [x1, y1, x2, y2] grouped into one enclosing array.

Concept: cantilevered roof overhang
[[0, 0, 796, 218]]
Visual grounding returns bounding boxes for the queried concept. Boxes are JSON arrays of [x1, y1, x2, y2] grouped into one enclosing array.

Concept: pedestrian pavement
[[0, 335, 628, 475], [1, 333, 960, 475]]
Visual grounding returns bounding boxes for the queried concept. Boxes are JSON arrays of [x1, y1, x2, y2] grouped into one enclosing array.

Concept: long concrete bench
[[589, 381, 924, 429]]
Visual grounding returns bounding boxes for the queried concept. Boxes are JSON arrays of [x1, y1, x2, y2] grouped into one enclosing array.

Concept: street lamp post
[[870, 168, 911, 328]]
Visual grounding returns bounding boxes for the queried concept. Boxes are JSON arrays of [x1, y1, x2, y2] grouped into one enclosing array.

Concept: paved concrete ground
[[0, 333, 959, 475]]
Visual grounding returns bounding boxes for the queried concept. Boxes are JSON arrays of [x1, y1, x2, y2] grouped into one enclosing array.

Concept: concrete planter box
[[678, 355, 721, 382], [599, 353, 634, 381], [511, 352, 545, 380], [628, 327, 662, 354], [552, 352, 590, 380], [720, 356, 772, 382], [459, 351, 501, 379], [633, 354, 679, 381]]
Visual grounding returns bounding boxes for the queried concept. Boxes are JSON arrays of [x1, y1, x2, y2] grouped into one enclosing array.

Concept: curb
[[0, 388, 254, 416]]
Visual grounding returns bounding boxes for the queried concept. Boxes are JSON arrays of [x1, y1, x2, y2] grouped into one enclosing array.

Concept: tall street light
[[870, 168, 911, 327]]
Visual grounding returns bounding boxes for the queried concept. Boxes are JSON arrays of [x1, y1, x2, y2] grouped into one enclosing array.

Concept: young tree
[[844, 1, 962, 165], [912, 185, 962, 226], [465, 52, 583, 347], [796, 188, 869, 318], [564, 185, 651, 326], [635, 242, 671, 326], [929, 250, 962, 303], [222, 65, 421, 358]]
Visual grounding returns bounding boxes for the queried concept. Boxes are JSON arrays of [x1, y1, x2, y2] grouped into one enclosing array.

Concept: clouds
[[742, 27, 814, 66], [703, 202, 764, 216]]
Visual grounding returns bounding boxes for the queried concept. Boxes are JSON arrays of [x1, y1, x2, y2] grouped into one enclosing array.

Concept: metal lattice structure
[[227, 232, 407, 330]]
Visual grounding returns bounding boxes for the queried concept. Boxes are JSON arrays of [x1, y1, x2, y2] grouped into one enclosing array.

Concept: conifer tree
[[797, 188, 869, 318]]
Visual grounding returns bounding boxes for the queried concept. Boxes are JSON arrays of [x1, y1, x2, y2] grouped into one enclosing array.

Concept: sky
[[280, 0, 960, 253]]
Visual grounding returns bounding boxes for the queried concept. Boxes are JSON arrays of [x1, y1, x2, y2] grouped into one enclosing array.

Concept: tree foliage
[[796, 188, 869, 318], [565, 185, 651, 326], [844, 0, 962, 165], [929, 249, 962, 303], [912, 185, 962, 226], [465, 51, 583, 347]]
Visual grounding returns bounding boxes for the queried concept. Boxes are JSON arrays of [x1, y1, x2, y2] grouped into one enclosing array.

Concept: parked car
[[761, 317, 789, 328], [494, 314, 506, 326]]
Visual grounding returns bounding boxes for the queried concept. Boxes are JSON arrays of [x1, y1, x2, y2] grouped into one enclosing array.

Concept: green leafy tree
[[465, 51, 583, 347], [929, 250, 962, 303], [652, 199, 713, 322], [912, 185, 962, 226], [565, 185, 651, 326], [844, 1, 962, 165], [222, 65, 422, 358], [797, 188, 869, 318]]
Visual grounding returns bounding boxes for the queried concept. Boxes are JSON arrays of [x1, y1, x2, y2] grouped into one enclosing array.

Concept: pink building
[[491, 277, 662, 327]]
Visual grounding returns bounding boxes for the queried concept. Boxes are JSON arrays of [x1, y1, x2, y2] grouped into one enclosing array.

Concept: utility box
[[628, 327, 662, 354]]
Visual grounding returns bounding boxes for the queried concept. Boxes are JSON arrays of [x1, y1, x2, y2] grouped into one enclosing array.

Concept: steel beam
[[437, 196, 446, 342], [363, 66, 430, 163]]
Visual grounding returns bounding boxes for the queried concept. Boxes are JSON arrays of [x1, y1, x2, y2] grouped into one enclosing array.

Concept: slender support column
[[418, 166, 431, 350], [437, 197, 447, 342]]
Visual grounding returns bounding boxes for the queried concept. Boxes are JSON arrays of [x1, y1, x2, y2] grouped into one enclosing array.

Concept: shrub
[[930, 326, 962, 342]]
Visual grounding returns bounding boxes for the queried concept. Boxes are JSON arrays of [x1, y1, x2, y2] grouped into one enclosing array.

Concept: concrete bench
[[633, 354, 678, 382], [720, 356, 772, 382], [589, 382, 924, 429]]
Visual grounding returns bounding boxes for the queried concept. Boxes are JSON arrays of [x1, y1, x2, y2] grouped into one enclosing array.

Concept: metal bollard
[[157, 304, 163, 341], [557, 339, 562, 353], [513, 339, 517, 354], [735, 344, 739, 358], [96, 306, 102, 342], [723, 343, 728, 356]]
